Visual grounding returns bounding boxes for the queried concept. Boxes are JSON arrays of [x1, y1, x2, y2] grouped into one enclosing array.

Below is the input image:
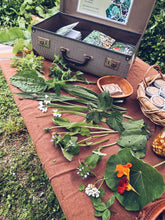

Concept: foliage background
[[0, 0, 164, 219]]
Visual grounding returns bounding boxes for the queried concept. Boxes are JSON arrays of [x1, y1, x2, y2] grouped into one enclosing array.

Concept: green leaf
[[60, 147, 73, 161], [92, 197, 102, 206], [9, 70, 47, 92], [99, 188, 105, 198], [80, 127, 90, 136], [104, 148, 165, 211], [86, 111, 102, 124], [0, 27, 28, 44], [94, 210, 103, 217], [97, 91, 113, 111], [63, 84, 98, 102], [106, 195, 115, 208], [102, 209, 111, 220], [78, 184, 85, 191], [85, 154, 101, 169], [117, 130, 147, 150], [94, 202, 107, 212], [117, 119, 151, 158], [106, 111, 123, 132]]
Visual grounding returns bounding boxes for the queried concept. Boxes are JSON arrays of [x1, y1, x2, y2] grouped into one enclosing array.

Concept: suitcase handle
[[60, 47, 92, 67]]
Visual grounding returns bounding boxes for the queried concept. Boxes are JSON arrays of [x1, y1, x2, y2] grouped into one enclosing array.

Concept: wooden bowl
[[97, 75, 133, 98]]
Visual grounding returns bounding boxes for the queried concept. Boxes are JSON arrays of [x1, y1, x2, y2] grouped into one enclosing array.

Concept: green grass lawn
[[0, 70, 65, 219]]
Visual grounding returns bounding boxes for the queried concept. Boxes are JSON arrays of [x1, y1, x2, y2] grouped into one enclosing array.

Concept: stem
[[59, 110, 86, 117], [153, 160, 165, 168], [83, 126, 115, 131], [48, 103, 88, 112], [123, 114, 132, 119], [98, 142, 117, 152], [76, 79, 96, 84], [78, 134, 109, 144], [94, 177, 107, 189], [79, 138, 109, 147], [112, 105, 126, 111], [90, 131, 118, 134]]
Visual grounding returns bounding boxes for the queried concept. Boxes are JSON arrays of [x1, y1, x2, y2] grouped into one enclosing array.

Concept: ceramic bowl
[[97, 75, 133, 98]]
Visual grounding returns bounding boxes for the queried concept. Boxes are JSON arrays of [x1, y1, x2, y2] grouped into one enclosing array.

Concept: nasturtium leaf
[[104, 148, 165, 211], [9, 70, 47, 92], [106, 111, 123, 132], [102, 209, 111, 220]]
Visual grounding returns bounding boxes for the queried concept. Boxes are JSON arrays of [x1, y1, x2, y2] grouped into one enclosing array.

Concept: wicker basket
[[137, 64, 165, 126]]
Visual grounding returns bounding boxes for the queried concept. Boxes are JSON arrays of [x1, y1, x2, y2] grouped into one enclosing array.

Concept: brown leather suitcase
[[31, 0, 156, 78]]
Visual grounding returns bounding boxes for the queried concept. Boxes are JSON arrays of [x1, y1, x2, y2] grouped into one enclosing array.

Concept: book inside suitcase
[[36, 12, 140, 54]]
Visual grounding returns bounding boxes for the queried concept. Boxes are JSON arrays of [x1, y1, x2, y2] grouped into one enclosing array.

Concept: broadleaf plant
[[9, 69, 47, 93], [104, 148, 165, 211], [117, 119, 151, 158]]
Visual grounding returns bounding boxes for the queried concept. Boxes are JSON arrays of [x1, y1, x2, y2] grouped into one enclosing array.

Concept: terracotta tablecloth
[[1, 57, 165, 220]]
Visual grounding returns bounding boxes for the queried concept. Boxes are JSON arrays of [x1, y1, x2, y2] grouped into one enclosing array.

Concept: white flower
[[38, 101, 48, 112], [44, 100, 51, 105], [52, 109, 62, 117], [85, 184, 100, 198]]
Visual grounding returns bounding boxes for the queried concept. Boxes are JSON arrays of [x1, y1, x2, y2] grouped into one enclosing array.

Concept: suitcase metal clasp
[[38, 36, 50, 48], [104, 57, 120, 71]]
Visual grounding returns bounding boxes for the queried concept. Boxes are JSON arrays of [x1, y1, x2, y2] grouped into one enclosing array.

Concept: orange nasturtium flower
[[115, 162, 132, 180], [115, 163, 139, 195]]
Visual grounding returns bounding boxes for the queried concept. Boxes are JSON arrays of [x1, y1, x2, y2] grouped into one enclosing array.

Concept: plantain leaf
[[104, 148, 165, 211], [9, 70, 47, 92]]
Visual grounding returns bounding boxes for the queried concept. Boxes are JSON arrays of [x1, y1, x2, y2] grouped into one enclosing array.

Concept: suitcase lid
[[60, 0, 156, 35]]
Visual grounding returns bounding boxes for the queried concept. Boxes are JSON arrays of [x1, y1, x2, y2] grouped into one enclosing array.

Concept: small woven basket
[[137, 64, 165, 126]]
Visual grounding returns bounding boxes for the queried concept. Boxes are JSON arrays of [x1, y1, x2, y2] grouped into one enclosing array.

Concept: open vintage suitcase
[[31, 0, 156, 78]]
